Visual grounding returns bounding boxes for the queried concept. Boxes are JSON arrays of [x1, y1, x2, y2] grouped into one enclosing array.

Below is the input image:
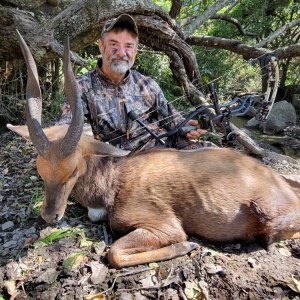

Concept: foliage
[[135, 47, 183, 102], [33, 227, 87, 248], [76, 53, 98, 76], [1, 0, 300, 125], [203, 0, 300, 88], [153, 0, 171, 11], [28, 185, 44, 216], [194, 47, 261, 96]]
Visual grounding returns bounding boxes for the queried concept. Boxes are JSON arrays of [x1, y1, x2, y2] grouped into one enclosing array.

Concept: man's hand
[[185, 120, 206, 140]]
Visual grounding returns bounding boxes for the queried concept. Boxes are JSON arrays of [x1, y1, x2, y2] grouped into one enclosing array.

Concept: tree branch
[[230, 123, 298, 165], [136, 15, 208, 103], [183, 0, 240, 37], [187, 35, 300, 60], [210, 14, 259, 38], [275, 43, 300, 60], [169, 0, 182, 19], [186, 35, 267, 60], [223, 1, 240, 14], [167, 50, 207, 106], [255, 18, 300, 48]]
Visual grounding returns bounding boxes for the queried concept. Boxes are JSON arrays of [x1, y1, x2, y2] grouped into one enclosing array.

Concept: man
[[59, 14, 206, 151]]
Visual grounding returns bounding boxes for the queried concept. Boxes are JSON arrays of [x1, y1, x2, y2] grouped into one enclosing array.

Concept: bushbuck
[[8, 31, 300, 268]]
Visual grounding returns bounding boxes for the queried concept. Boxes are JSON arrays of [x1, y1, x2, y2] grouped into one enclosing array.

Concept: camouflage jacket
[[58, 60, 196, 151]]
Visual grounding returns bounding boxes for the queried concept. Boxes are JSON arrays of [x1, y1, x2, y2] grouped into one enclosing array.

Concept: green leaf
[[63, 252, 87, 273], [34, 227, 84, 248]]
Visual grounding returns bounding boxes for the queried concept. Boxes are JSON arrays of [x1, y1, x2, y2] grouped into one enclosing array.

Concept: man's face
[[99, 29, 138, 77]]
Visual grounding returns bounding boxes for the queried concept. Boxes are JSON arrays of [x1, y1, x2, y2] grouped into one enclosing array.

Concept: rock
[[119, 292, 134, 300], [89, 261, 108, 284], [260, 100, 296, 134], [205, 264, 226, 275], [3, 240, 17, 249], [284, 125, 300, 139], [2, 221, 14, 230], [36, 268, 59, 284], [245, 117, 261, 129], [291, 94, 300, 110]]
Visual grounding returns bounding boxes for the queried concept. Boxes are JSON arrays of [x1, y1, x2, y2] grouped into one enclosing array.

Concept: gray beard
[[110, 59, 133, 74]]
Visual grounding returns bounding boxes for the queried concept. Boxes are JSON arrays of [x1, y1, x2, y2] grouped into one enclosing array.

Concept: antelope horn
[[16, 29, 50, 156], [59, 37, 84, 158]]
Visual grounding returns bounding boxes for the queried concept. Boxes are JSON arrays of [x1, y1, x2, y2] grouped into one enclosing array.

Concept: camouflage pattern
[[58, 60, 200, 151]]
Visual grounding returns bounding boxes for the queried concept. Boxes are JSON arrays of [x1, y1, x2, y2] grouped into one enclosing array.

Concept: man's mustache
[[111, 55, 129, 62]]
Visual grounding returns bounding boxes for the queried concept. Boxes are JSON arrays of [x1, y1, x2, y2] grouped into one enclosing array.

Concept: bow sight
[[129, 54, 279, 148]]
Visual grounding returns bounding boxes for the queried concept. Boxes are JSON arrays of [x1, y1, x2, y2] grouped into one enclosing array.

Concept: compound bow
[[129, 54, 280, 148]]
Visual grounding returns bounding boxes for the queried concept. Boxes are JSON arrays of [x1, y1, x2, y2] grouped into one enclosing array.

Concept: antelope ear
[[7, 124, 31, 141], [7, 124, 69, 143], [79, 135, 130, 157]]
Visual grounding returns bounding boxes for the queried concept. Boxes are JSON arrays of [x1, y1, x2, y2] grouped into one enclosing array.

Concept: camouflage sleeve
[[151, 80, 185, 130], [55, 74, 90, 125]]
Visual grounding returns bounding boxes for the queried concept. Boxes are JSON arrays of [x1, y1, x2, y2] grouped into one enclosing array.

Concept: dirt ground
[[1, 130, 300, 300]]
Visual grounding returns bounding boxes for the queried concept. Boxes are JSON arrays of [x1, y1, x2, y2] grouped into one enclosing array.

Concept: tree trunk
[[1, 0, 300, 105], [0, 0, 206, 105]]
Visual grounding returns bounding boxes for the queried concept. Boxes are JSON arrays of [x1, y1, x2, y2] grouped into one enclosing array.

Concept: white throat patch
[[88, 207, 107, 222]]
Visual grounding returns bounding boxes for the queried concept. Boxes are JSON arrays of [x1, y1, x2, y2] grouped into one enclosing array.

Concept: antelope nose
[[41, 212, 58, 224]]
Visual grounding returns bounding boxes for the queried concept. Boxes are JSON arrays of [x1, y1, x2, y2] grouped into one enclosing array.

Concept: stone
[[260, 100, 296, 134], [2, 221, 14, 231], [3, 240, 17, 248], [89, 261, 108, 285]]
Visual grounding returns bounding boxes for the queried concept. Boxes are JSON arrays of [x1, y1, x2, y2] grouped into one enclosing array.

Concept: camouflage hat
[[101, 14, 138, 37]]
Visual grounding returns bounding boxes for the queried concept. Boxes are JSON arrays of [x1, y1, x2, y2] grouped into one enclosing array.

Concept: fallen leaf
[[149, 262, 160, 275], [247, 258, 260, 269], [35, 227, 83, 248], [277, 246, 291, 257], [80, 238, 93, 247], [199, 280, 210, 300], [36, 255, 44, 264], [158, 266, 169, 280], [140, 274, 157, 287], [63, 252, 87, 273], [89, 261, 108, 285], [6, 262, 22, 280], [83, 292, 106, 300], [184, 281, 204, 299], [93, 241, 106, 255], [36, 268, 59, 284], [3, 280, 19, 300], [23, 235, 38, 247], [205, 264, 225, 275], [287, 276, 300, 293]]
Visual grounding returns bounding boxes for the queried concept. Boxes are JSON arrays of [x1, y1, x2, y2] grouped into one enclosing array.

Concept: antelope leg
[[107, 228, 198, 268]]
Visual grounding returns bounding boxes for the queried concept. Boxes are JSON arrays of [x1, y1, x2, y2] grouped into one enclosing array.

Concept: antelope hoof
[[173, 241, 199, 257]]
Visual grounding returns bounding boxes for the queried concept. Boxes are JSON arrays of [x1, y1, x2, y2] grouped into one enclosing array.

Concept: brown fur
[[8, 125, 300, 268], [75, 147, 300, 267]]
